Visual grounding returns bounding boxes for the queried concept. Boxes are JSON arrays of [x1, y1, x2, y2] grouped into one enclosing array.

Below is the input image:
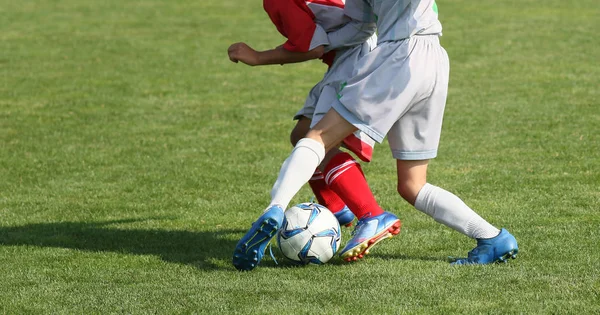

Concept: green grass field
[[1, 0, 598, 313]]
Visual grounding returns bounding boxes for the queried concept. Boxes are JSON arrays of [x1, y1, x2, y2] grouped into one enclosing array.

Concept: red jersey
[[263, 0, 348, 67]]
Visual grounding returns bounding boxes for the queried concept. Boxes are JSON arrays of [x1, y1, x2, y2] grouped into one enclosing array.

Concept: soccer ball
[[277, 203, 342, 265]]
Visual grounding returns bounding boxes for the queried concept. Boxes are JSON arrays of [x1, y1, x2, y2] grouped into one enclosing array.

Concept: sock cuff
[[310, 169, 324, 181], [414, 183, 435, 212], [295, 138, 325, 165]]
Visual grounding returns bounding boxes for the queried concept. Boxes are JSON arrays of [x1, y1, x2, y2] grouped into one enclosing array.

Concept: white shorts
[[295, 39, 377, 162], [332, 35, 450, 160]]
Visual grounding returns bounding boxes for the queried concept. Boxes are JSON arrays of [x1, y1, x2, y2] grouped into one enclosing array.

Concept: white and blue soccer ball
[[277, 203, 341, 265]]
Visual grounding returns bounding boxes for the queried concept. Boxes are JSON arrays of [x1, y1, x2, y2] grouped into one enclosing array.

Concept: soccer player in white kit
[[233, 0, 519, 268], [229, 0, 402, 271]]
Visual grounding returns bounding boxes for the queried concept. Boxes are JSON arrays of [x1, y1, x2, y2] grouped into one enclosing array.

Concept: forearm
[[255, 46, 325, 66]]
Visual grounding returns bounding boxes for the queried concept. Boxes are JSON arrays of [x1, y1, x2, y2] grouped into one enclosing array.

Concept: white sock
[[414, 183, 500, 239], [269, 138, 325, 210]]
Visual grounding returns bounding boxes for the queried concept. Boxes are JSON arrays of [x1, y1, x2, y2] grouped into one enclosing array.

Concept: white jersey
[[307, 0, 376, 52], [306, 0, 348, 31], [345, 0, 442, 42]]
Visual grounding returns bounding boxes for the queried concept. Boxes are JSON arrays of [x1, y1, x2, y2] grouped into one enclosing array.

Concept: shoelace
[[267, 240, 278, 265]]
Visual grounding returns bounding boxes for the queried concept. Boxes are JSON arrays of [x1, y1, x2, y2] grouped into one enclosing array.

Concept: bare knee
[[396, 160, 429, 205], [397, 181, 422, 205], [290, 118, 311, 146], [290, 127, 303, 146]]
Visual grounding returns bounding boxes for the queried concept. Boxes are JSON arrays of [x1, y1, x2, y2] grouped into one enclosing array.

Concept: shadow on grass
[[0, 219, 450, 271], [373, 253, 448, 263], [0, 218, 245, 271], [261, 246, 448, 268]]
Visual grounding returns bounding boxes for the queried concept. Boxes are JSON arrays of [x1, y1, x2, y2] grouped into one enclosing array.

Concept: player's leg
[[307, 111, 401, 262], [269, 108, 357, 211], [233, 109, 357, 271], [398, 159, 518, 264], [388, 118, 517, 266], [291, 117, 354, 226], [308, 83, 392, 229], [320, 150, 385, 224], [317, 41, 428, 262], [395, 158, 500, 236], [392, 35, 517, 265]]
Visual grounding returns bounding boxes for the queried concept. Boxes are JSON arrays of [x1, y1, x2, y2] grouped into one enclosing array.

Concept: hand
[[227, 42, 260, 66]]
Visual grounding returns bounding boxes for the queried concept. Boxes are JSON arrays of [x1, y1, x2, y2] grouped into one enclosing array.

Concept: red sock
[[308, 170, 346, 213], [324, 152, 384, 219]]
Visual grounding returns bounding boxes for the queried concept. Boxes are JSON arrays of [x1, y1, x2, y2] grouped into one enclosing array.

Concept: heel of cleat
[[450, 229, 519, 265], [232, 206, 284, 271], [389, 221, 401, 235]]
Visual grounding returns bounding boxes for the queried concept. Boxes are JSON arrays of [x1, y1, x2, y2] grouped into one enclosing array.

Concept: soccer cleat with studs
[[450, 228, 519, 265], [232, 205, 284, 271], [340, 211, 401, 262]]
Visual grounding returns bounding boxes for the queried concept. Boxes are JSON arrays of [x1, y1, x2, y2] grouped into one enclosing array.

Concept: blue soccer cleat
[[340, 211, 401, 262], [450, 228, 519, 265], [233, 205, 285, 271], [334, 206, 355, 227]]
